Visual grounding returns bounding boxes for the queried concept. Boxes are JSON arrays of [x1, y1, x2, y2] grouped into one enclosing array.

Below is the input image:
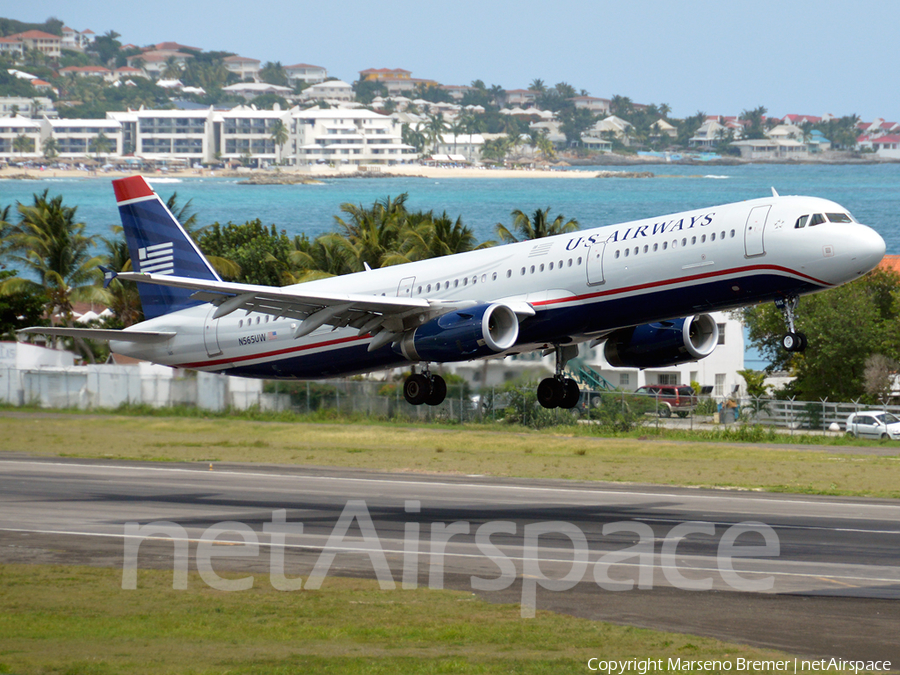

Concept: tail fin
[[113, 176, 221, 319]]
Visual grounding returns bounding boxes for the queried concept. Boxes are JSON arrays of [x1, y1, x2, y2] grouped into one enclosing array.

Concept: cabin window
[[653, 243, 658, 252], [568, 259, 573, 267], [530, 265, 535, 273], [615, 250, 620, 259], [809, 213, 826, 226], [643, 245, 649, 253], [463, 277, 468, 286], [454, 279, 459, 287], [672, 240, 678, 249], [558, 260, 563, 268], [720, 231, 726, 239], [624, 248, 630, 257], [711, 232, 716, 241], [521, 267, 526, 275], [633, 247, 638, 256], [473, 275, 478, 285], [492, 272, 497, 281], [681, 238, 687, 247], [265, 315, 269, 323], [662, 241, 668, 250], [691, 236, 696, 245], [539, 264, 544, 272], [730, 229, 736, 237], [577, 257, 582, 265], [239, 319, 243, 327], [701, 234, 706, 243], [256, 316, 260, 325], [794, 215, 809, 229], [506, 269, 512, 278], [549, 262, 554, 270], [417, 286, 422, 294]]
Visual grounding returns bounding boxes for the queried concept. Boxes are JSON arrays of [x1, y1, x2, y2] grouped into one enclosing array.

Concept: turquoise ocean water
[[1, 164, 899, 251]]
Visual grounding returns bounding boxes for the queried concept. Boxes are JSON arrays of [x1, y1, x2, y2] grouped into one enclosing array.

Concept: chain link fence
[[1, 364, 894, 434]]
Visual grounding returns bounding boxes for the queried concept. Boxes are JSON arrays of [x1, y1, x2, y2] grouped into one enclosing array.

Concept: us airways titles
[[566, 212, 717, 250]]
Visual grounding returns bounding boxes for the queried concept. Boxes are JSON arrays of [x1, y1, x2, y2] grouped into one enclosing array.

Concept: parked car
[[845, 411, 900, 440], [634, 384, 698, 418]]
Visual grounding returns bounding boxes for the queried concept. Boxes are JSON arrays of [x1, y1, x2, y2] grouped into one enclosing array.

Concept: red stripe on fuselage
[[175, 333, 369, 369], [113, 176, 155, 203]]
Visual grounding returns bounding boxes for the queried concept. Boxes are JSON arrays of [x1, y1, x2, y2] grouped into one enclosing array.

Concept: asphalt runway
[[1, 454, 898, 662]]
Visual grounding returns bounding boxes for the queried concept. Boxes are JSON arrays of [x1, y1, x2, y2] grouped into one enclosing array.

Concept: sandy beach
[[0, 164, 611, 181]]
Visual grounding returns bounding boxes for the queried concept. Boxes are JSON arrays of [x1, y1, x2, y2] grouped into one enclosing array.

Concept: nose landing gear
[[776, 295, 807, 353]]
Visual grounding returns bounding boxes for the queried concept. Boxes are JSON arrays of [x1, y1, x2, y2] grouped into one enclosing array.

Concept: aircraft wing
[[113, 271, 491, 350], [18, 327, 176, 343]]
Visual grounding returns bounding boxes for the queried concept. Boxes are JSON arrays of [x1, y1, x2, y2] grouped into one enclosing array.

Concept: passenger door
[[744, 205, 770, 257]]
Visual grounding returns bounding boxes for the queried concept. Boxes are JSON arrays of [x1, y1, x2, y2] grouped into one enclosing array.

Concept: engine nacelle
[[397, 303, 519, 363], [604, 314, 719, 369]]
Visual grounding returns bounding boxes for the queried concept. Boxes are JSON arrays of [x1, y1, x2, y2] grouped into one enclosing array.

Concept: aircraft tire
[[537, 378, 562, 409], [559, 378, 581, 409], [404, 374, 431, 406], [425, 375, 447, 406], [782, 332, 804, 352]]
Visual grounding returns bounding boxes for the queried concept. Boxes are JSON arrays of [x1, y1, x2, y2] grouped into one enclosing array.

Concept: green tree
[[99, 226, 142, 326], [87, 30, 121, 66], [401, 211, 493, 260], [259, 61, 288, 86], [558, 107, 595, 146], [496, 207, 580, 243], [270, 119, 289, 163], [198, 220, 293, 286], [353, 78, 388, 104], [12, 133, 34, 156], [741, 268, 900, 401], [740, 106, 768, 140], [89, 131, 113, 157], [41, 136, 58, 160], [424, 113, 448, 153], [328, 194, 411, 270], [0, 269, 47, 339], [0, 191, 107, 360], [161, 56, 183, 80]]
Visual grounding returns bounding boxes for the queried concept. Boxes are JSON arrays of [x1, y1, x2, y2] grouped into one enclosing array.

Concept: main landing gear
[[537, 345, 581, 409], [403, 367, 447, 406], [776, 295, 807, 353]]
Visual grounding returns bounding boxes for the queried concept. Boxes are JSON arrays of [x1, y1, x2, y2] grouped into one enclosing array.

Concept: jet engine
[[603, 314, 719, 369], [397, 303, 519, 362]]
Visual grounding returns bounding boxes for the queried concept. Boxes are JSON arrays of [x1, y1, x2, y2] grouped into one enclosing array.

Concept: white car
[[845, 411, 900, 440]]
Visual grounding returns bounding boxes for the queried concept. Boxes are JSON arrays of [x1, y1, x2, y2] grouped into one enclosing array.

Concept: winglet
[[771, 187, 779, 197], [99, 265, 117, 289]]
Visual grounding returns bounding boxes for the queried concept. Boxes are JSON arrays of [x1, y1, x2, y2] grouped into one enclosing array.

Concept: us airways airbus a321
[[22, 175, 885, 409]]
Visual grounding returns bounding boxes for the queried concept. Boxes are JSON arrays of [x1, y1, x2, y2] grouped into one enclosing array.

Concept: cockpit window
[[808, 214, 826, 227], [794, 215, 809, 229], [826, 213, 853, 223]]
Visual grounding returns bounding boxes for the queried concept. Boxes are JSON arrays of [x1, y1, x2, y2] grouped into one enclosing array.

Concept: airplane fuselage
[[112, 194, 885, 379]]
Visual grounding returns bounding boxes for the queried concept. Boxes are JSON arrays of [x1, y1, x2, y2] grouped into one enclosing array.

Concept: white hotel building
[[1, 107, 417, 166]]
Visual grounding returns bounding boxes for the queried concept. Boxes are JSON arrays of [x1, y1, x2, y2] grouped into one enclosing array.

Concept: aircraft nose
[[849, 224, 886, 276]]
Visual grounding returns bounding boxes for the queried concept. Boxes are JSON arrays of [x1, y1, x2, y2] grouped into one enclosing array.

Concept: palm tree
[[496, 207, 579, 243], [658, 102, 672, 118], [528, 79, 546, 94], [270, 119, 289, 164], [401, 212, 493, 261], [330, 194, 410, 270], [89, 132, 113, 159], [0, 191, 108, 360], [12, 134, 33, 158], [42, 137, 59, 161], [424, 113, 448, 154], [100, 226, 142, 326], [161, 56, 182, 80]]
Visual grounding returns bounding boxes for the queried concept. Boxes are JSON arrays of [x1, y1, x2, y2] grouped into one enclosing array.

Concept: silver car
[[845, 411, 900, 440]]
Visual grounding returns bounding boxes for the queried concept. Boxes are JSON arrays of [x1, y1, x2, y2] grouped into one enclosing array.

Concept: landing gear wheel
[[537, 377, 563, 409], [424, 375, 447, 406], [403, 373, 430, 406], [781, 332, 806, 352], [559, 378, 581, 409]]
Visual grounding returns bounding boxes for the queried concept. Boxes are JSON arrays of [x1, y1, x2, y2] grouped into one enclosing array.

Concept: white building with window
[[285, 63, 327, 87], [297, 80, 353, 103], [218, 107, 292, 165], [129, 109, 216, 164], [0, 117, 41, 160], [40, 118, 123, 158], [223, 56, 261, 82], [292, 108, 417, 166]]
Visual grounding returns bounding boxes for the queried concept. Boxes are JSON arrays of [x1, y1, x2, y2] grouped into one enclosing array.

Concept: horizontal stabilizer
[[18, 327, 175, 344]]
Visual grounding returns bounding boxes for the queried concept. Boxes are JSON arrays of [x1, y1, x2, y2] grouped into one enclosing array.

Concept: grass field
[[0, 563, 801, 674], [2, 412, 900, 497]]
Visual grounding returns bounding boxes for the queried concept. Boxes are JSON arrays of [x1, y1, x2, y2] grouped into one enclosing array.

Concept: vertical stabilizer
[[113, 176, 220, 319]]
